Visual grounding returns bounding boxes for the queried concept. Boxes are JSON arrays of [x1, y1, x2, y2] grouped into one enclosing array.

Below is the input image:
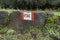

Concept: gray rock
[[0, 11, 8, 18], [0, 19, 6, 24], [33, 12, 47, 27], [9, 11, 47, 32], [46, 12, 54, 17], [0, 11, 8, 24], [9, 11, 21, 31], [0, 11, 54, 33], [56, 16, 60, 25]]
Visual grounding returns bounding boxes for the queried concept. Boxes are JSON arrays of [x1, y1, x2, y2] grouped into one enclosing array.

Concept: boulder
[[46, 12, 54, 17], [56, 16, 60, 25], [0, 11, 8, 24], [9, 11, 47, 33], [9, 11, 21, 28]]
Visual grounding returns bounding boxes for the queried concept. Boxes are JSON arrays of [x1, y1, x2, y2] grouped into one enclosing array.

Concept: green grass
[[53, 12, 60, 16]]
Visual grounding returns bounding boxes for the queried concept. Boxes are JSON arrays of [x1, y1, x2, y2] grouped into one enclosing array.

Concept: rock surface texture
[[9, 11, 47, 31], [0, 11, 8, 25]]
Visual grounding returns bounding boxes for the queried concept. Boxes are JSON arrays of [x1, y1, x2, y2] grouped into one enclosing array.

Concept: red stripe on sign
[[21, 11, 24, 20], [31, 12, 34, 21]]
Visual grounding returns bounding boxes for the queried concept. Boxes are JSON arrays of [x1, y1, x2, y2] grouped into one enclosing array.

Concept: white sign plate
[[24, 12, 31, 20]]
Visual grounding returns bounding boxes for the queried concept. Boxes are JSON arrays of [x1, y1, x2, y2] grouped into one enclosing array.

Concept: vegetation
[[0, 0, 60, 10]]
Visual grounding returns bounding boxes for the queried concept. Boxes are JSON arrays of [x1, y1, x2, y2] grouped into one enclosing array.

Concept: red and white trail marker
[[21, 11, 34, 21]]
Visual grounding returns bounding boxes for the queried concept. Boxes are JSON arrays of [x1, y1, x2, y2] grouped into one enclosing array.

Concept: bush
[[0, 0, 60, 9]]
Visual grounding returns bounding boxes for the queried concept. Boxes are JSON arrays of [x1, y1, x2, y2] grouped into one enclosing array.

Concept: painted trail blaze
[[21, 11, 34, 21]]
